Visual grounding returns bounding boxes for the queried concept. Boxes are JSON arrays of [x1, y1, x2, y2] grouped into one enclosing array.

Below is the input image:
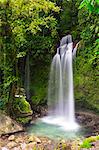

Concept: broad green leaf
[[79, 0, 87, 9], [87, 3, 94, 12]]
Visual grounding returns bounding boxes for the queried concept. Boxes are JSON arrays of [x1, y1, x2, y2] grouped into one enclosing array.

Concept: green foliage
[[0, 0, 60, 113], [79, 0, 99, 14], [0, 0, 99, 116], [80, 140, 92, 148], [8, 0, 59, 46], [80, 136, 99, 149], [74, 0, 99, 112], [30, 35, 55, 60], [59, 0, 78, 37], [16, 52, 26, 58], [30, 64, 49, 106]]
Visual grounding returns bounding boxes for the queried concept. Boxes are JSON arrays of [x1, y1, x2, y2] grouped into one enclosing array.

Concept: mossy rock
[[16, 117, 31, 125], [13, 96, 32, 114], [13, 96, 33, 124]]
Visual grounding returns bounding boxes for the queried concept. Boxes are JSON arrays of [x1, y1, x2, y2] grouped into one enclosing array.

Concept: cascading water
[[42, 35, 79, 130]]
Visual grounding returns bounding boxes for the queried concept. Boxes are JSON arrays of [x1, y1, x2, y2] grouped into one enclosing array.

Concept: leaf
[[79, 0, 87, 9], [87, 3, 94, 12], [95, 7, 99, 14], [95, 39, 99, 43], [95, 26, 99, 33], [90, 25, 95, 31], [16, 52, 26, 58]]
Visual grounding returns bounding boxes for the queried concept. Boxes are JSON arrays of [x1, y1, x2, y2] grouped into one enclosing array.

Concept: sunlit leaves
[[3, 76, 18, 88], [78, 0, 98, 67], [16, 52, 26, 58], [79, 0, 99, 14], [7, 0, 60, 46], [0, 0, 60, 105], [0, 0, 7, 3], [79, 0, 87, 9], [0, 0, 60, 50]]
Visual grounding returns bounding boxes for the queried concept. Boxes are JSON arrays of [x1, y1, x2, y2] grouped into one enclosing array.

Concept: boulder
[[0, 111, 23, 135], [13, 96, 33, 125]]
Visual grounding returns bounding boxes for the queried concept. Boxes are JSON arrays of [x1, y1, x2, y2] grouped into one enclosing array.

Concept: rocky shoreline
[[0, 111, 99, 150], [0, 132, 99, 150]]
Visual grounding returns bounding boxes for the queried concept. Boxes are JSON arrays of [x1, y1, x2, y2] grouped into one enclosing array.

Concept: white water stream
[[42, 36, 79, 131]]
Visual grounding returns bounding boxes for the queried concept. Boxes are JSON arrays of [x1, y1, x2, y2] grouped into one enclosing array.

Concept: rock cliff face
[[0, 111, 23, 135]]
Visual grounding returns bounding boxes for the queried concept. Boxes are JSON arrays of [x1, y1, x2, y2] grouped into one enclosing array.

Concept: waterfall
[[42, 35, 79, 130], [48, 53, 63, 116]]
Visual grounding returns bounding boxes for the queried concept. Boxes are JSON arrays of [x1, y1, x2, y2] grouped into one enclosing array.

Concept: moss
[[96, 135, 99, 140], [12, 96, 32, 124], [13, 96, 32, 114], [87, 136, 99, 142], [80, 136, 99, 149], [16, 117, 31, 124], [80, 140, 92, 149]]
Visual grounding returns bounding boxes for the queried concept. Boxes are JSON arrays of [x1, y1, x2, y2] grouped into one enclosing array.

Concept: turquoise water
[[27, 119, 87, 140]]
